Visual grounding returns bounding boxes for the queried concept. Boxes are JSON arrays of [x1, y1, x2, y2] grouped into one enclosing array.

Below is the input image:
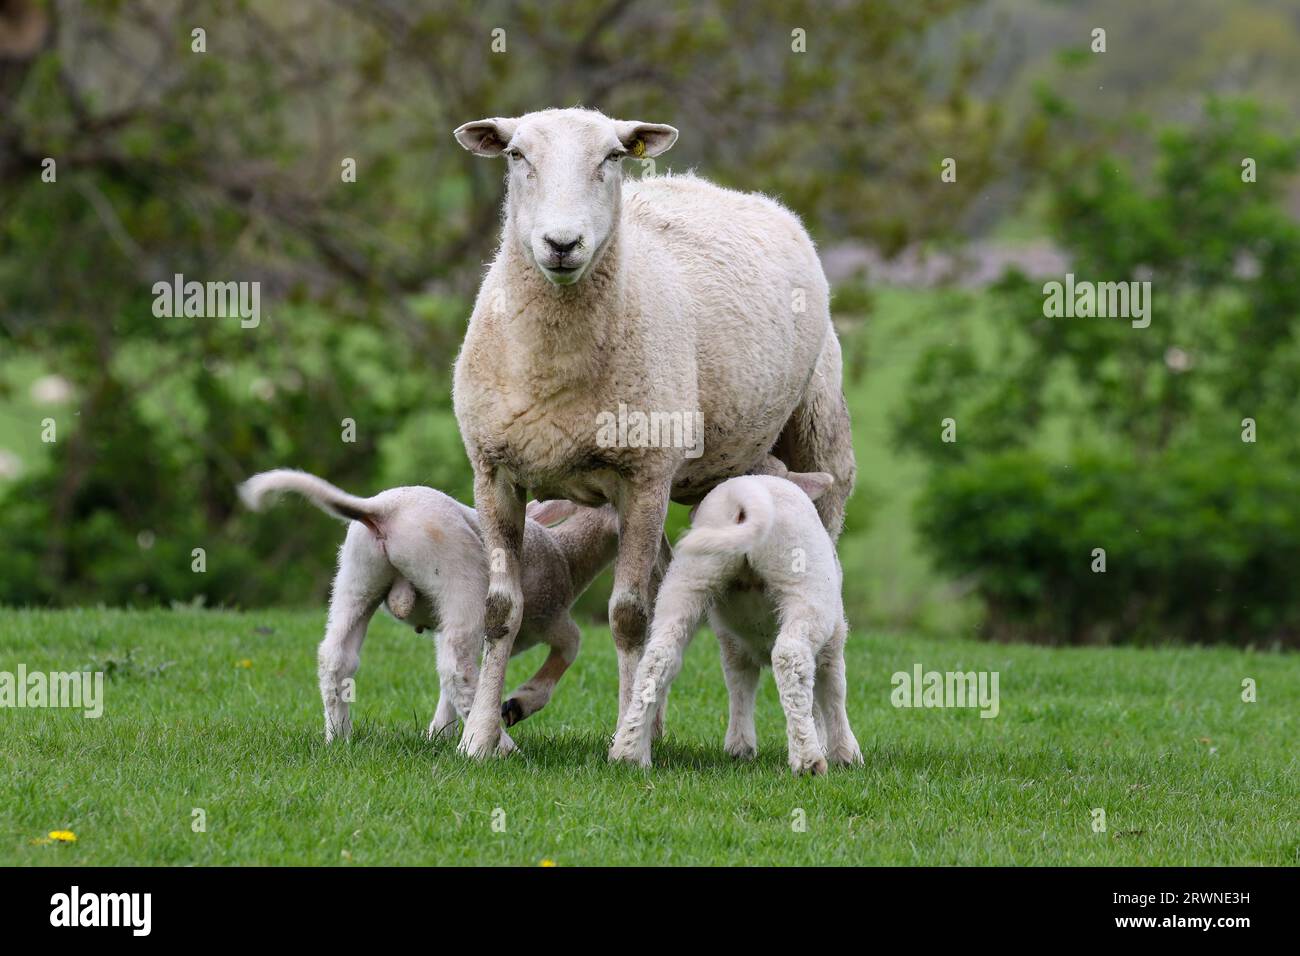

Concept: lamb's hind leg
[[775, 334, 856, 541], [318, 527, 392, 743], [771, 617, 828, 776], [609, 552, 717, 767], [502, 616, 580, 727], [400, 560, 518, 754], [815, 620, 863, 766]]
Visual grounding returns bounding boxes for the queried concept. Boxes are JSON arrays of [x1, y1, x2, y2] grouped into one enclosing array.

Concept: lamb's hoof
[[724, 740, 758, 761], [791, 755, 828, 776], [501, 698, 524, 727], [496, 731, 519, 757], [425, 720, 458, 741], [829, 744, 864, 766]]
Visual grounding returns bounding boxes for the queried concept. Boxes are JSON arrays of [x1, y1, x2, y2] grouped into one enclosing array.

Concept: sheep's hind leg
[[774, 335, 856, 542]]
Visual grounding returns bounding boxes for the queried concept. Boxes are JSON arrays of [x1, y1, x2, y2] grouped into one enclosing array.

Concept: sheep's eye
[[606, 150, 627, 163], [505, 148, 525, 162]]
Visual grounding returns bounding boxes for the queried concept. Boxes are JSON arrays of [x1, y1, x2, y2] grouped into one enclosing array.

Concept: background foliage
[[2, 0, 1298, 647]]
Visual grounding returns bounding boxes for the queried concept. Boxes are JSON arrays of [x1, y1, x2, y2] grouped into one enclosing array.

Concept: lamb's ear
[[613, 121, 678, 158], [787, 471, 834, 502], [453, 118, 518, 157], [527, 499, 579, 527]]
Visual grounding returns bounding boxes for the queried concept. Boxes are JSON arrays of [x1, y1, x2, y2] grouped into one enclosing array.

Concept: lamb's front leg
[[502, 616, 579, 727], [459, 466, 526, 759], [771, 619, 828, 776], [609, 480, 671, 728]]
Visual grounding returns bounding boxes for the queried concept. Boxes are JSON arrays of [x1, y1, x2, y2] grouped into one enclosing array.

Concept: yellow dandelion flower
[[49, 830, 77, 843], [539, 858, 556, 867], [235, 659, 253, 669]]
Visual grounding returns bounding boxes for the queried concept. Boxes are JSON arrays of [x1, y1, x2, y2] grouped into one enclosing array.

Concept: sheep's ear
[[527, 499, 579, 526], [787, 472, 834, 502], [614, 121, 678, 158], [453, 118, 518, 157]]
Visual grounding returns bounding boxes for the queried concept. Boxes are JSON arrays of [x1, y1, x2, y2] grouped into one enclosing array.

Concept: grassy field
[[2, 608, 1295, 866]]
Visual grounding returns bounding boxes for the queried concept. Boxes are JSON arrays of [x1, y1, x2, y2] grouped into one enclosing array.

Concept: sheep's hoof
[[501, 698, 524, 727], [724, 740, 758, 761]]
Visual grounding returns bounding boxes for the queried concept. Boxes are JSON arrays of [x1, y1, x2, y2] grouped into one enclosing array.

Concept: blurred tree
[[0, 0, 996, 606], [896, 99, 1300, 645]]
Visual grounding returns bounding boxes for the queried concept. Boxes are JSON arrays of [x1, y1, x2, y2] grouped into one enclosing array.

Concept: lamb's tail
[[238, 469, 381, 528], [678, 479, 775, 557]]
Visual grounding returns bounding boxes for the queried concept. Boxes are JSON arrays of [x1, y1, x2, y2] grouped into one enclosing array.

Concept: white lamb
[[450, 107, 856, 758], [609, 473, 864, 775], [239, 469, 617, 750]]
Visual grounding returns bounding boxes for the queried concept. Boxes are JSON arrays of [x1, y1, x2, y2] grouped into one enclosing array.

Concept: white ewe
[[451, 107, 855, 757]]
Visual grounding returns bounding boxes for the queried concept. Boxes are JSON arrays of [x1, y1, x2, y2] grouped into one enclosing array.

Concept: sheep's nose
[[544, 233, 581, 257]]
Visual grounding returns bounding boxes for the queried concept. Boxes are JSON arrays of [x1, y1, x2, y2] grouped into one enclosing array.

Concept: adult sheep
[[451, 107, 855, 758]]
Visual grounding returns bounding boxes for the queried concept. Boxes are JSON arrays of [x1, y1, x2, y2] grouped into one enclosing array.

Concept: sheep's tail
[[239, 469, 381, 527], [678, 479, 775, 558]]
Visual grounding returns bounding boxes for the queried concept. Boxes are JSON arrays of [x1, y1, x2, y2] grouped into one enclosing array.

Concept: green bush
[[920, 446, 1300, 646], [898, 99, 1300, 645]]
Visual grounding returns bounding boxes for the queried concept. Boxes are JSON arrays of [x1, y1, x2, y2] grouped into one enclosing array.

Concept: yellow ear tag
[[630, 139, 646, 158]]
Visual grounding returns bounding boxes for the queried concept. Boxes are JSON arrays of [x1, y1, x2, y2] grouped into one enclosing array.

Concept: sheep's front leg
[[610, 480, 671, 728], [459, 467, 526, 759], [771, 619, 828, 776]]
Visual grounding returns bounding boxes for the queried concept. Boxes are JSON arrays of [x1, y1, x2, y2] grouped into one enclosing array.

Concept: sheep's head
[[454, 108, 677, 286]]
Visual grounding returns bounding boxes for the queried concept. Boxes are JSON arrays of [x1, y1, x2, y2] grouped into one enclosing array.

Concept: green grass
[[2, 608, 1295, 866]]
